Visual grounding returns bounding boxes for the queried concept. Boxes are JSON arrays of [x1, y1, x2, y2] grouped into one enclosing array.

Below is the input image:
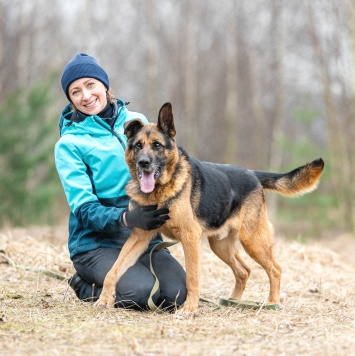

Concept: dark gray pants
[[72, 247, 187, 311]]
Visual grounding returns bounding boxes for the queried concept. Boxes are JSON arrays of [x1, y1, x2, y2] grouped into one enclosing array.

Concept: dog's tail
[[253, 158, 324, 197]]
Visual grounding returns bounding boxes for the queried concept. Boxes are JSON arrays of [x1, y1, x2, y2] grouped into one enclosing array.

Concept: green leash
[[218, 297, 283, 310], [147, 240, 179, 311]]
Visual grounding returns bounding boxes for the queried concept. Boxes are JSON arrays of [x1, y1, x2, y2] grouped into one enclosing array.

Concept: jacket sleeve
[[54, 140, 127, 233], [76, 200, 127, 233]]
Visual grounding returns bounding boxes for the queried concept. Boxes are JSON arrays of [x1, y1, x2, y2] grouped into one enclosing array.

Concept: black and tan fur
[[95, 102, 324, 313]]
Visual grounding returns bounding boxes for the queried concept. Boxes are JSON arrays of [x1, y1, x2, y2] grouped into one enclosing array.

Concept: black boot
[[68, 273, 84, 299]]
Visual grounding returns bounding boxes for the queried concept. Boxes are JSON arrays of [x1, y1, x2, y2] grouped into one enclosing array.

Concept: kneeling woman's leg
[[71, 247, 186, 310], [138, 248, 187, 310]]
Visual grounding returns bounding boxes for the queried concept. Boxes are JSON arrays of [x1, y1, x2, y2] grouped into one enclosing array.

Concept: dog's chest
[[159, 225, 180, 241]]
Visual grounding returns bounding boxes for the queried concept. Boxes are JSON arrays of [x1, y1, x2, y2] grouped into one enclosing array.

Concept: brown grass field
[[1, 226, 355, 355]]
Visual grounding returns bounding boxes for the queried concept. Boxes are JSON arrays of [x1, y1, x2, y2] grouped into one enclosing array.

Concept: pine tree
[[0, 74, 62, 226]]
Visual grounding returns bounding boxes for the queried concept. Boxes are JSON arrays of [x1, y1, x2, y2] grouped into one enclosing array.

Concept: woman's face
[[68, 78, 108, 115]]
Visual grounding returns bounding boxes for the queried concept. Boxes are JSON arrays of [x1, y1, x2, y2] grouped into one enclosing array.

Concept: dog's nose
[[138, 156, 151, 169]]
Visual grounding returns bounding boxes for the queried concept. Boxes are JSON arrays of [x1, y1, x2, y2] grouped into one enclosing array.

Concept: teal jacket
[[55, 99, 162, 259]]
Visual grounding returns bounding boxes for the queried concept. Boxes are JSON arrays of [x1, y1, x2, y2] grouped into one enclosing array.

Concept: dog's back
[[188, 155, 261, 229], [187, 154, 324, 229]]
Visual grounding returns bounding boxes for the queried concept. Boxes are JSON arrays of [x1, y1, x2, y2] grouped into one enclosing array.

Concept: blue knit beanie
[[61, 53, 110, 101]]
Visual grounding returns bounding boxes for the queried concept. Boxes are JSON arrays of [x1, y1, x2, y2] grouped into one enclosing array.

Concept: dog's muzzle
[[136, 156, 161, 193]]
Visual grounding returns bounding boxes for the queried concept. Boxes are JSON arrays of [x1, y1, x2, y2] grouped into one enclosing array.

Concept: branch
[[0, 249, 66, 281]]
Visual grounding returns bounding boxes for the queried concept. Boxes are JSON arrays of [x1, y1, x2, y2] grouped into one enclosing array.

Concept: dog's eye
[[153, 141, 162, 150], [134, 142, 142, 151]]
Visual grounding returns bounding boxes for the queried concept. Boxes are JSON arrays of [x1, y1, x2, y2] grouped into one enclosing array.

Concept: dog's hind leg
[[239, 206, 282, 305], [208, 232, 251, 300]]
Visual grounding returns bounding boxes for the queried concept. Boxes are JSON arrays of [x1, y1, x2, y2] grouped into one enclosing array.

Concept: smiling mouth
[[137, 168, 161, 193], [84, 99, 97, 108]]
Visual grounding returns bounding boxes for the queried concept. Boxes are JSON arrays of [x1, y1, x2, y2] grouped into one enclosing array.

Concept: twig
[[0, 249, 65, 281]]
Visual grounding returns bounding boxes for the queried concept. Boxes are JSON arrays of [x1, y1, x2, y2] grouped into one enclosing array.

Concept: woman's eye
[[88, 82, 95, 88]]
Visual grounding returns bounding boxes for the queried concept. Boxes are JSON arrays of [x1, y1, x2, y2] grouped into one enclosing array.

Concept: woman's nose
[[82, 88, 91, 99]]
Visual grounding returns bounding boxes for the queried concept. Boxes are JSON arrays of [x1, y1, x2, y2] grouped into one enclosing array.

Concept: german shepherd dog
[[95, 103, 324, 313]]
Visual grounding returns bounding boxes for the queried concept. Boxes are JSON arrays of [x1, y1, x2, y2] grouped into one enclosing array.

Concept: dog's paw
[[173, 310, 198, 320], [174, 305, 199, 319], [94, 292, 115, 308], [94, 298, 108, 308]]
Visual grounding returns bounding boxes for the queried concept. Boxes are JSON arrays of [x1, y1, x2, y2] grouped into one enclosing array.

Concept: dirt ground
[[0, 226, 354, 355]]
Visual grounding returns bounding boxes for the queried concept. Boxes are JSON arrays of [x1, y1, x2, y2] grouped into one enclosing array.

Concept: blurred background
[[0, 0, 354, 239]]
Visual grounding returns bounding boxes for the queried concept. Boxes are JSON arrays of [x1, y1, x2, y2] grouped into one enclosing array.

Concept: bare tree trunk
[[267, 0, 285, 219], [81, 0, 96, 55], [224, 1, 238, 163], [184, 0, 198, 155], [17, 3, 35, 86], [307, 1, 353, 232], [344, 0, 355, 233], [146, 0, 159, 116], [0, 2, 4, 97], [249, 48, 267, 169]]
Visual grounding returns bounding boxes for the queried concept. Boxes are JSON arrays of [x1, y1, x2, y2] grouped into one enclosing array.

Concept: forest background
[[0, 0, 354, 239]]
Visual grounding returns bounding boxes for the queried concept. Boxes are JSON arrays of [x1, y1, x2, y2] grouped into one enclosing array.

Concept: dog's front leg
[[177, 232, 202, 314], [95, 229, 152, 308]]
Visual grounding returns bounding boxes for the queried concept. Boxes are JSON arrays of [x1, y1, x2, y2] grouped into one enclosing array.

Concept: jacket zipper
[[93, 106, 126, 149], [112, 105, 126, 149]]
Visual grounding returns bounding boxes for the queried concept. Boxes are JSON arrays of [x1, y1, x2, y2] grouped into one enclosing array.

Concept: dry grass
[[1, 226, 355, 355]]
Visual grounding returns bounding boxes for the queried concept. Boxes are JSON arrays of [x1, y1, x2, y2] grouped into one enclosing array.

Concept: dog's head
[[124, 103, 179, 193]]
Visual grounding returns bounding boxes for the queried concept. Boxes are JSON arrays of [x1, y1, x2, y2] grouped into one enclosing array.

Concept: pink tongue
[[140, 171, 155, 193]]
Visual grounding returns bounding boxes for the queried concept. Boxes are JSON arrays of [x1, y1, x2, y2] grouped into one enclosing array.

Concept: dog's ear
[[124, 119, 144, 138], [157, 102, 176, 138]]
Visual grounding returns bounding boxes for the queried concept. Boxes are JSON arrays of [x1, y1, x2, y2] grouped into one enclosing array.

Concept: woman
[[55, 53, 187, 310]]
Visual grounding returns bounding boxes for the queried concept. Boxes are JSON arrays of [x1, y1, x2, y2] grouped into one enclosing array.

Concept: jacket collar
[[70, 101, 117, 123], [59, 99, 127, 136]]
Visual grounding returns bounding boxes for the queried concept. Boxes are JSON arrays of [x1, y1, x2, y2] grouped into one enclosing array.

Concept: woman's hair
[[107, 90, 116, 104], [70, 89, 116, 111]]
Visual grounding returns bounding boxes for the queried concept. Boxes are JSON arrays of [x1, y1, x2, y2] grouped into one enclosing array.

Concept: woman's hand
[[123, 205, 170, 231]]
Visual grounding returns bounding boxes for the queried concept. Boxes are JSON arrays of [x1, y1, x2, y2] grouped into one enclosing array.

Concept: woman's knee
[[114, 265, 156, 309], [151, 249, 187, 309], [115, 283, 157, 309], [159, 284, 187, 310]]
